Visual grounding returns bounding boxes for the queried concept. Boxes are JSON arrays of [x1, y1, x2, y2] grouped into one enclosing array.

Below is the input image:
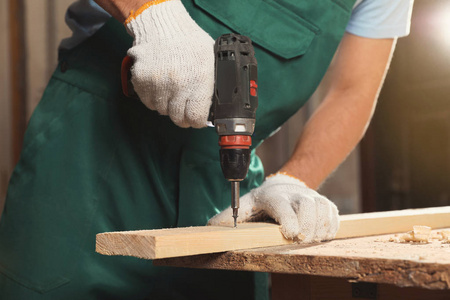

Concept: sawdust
[[296, 233, 306, 241], [269, 230, 450, 265]]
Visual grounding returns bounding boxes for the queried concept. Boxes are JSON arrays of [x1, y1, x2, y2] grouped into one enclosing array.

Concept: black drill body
[[209, 34, 258, 226]]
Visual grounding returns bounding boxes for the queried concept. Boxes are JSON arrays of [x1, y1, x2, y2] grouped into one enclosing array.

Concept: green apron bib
[[0, 0, 355, 299]]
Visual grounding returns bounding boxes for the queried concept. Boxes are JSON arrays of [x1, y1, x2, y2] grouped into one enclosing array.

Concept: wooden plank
[[96, 223, 292, 259], [155, 229, 450, 290], [336, 206, 450, 238], [96, 206, 450, 260]]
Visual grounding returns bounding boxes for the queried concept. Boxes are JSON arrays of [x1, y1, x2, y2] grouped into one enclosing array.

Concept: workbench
[[154, 230, 450, 299], [97, 207, 450, 299]]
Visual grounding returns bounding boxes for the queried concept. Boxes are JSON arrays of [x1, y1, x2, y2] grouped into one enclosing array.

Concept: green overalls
[[0, 0, 355, 299]]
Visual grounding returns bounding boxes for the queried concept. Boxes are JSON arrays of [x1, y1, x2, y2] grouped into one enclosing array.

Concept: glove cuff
[[125, 0, 196, 43], [265, 172, 309, 187], [124, 0, 173, 25]]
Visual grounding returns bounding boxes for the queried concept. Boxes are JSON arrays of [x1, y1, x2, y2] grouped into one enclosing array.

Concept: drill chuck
[[218, 135, 252, 181]]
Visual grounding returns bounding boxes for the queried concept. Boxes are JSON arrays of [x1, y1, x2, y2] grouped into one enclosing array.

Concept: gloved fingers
[[148, 68, 178, 115], [184, 92, 213, 129], [257, 192, 300, 240], [207, 193, 256, 226], [238, 192, 261, 221], [168, 95, 188, 128], [292, 195, 317, 243], [312, 196, 334, 242], [150, 87, 172, 114], [129, 57, 171, 114], [127, 55, 156, 112], [325, 201, 340, 240], [183, 50, 214, 128], [292, 194, 340, 243], [206, 206, 234, 226], [162, 48, 214, 128], [128, 41, 213, 127]]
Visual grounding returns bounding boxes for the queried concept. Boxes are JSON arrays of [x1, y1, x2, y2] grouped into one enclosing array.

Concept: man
[[0, 0, 413, 299]]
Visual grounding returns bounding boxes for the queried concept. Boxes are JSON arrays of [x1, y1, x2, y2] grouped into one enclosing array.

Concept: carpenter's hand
[[208, 173, 340, 242], [125, 0, 214, 128]]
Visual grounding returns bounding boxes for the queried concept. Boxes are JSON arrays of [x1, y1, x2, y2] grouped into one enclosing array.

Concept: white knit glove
[[125, 0, 214, 128], [208, 173, 340, 242]]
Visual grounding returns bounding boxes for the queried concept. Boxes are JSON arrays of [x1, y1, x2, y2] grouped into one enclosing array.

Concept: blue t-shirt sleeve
[[346, 0, 414, 39], [60, 0, 111, 50]]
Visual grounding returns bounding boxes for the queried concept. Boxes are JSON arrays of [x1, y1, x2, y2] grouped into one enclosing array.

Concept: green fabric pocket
[[0, 78, 112, 294], [194, 0, 318, 59]]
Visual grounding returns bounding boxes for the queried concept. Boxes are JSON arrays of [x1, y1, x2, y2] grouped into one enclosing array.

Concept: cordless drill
[[209, 34, 258, 227], [121, 34, 258, 227]]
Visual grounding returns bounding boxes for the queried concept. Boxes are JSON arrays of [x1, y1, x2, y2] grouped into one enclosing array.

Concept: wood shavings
[[437, 230, 450, 244], [388, 227, 450, 245], [400, 225, 431, 243], [390, 225, 432, 244]]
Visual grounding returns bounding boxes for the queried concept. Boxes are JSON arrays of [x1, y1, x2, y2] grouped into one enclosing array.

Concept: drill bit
[[231, 181, 240, 228]]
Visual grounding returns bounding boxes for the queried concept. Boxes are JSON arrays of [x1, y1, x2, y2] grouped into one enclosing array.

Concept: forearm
[[280, 33, 396, 189], [280, 87, 377, 189], [94, 0, 150, 22]]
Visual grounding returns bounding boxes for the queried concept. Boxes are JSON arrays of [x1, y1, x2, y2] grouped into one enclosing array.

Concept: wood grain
[[96, 223, 291, 259], [155, 229, 450, 290], [96, 206, 450, 260]]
